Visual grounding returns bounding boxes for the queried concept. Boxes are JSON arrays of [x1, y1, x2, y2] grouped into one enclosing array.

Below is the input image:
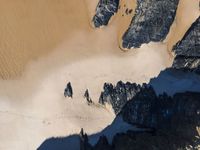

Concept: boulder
[[64, 82, 73, 98]]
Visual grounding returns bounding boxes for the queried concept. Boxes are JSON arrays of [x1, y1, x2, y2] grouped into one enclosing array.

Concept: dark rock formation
[[121, 86, 159, 128], [64, 82, 73, 98], [99, 81, 144, 114], [122, 0, 179, 49], [172, 16, 200, 72], [84, 89, 93, 104], [121, 90, 200, 129], [80, 128, 93, 150], [110, 127, 200, 150], [92, 0, 119, 28]]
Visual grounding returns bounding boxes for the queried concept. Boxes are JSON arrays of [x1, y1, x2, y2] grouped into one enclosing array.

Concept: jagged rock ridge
[[92, 0, 119, 28], [172, 16, 200, 72], [99, 81, 146, 114], [122, 0, 179, 49]]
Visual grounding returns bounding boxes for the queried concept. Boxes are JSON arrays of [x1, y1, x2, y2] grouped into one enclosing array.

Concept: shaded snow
[[149, 69, 200, 96]]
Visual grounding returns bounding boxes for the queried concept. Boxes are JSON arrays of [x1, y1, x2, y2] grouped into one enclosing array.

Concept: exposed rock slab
[[92, 0, 119, 28], [172, 16, 200, 72], [122, 0, 179, 49]]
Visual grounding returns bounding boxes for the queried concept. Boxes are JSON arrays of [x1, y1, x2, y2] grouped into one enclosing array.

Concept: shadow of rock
[[37, 135, 80, 150]]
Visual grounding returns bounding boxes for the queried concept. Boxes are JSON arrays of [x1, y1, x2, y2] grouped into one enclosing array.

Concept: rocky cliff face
[[172, 16, 200, 72], [122, 0, 179, 49], [92, 0, 119, 28]]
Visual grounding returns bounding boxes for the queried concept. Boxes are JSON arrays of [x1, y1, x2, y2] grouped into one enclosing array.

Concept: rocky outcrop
[[110, 127, 199, 150], [122, 0, 179, 49], [172, 16, 200, 72], [121, 86, 160, 128], [173, 56, 200, 73], [121, 90, 200, 129], [92, 0, 119, 28], [99, 81, 145, 114], [64, 82, 73, 98]]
